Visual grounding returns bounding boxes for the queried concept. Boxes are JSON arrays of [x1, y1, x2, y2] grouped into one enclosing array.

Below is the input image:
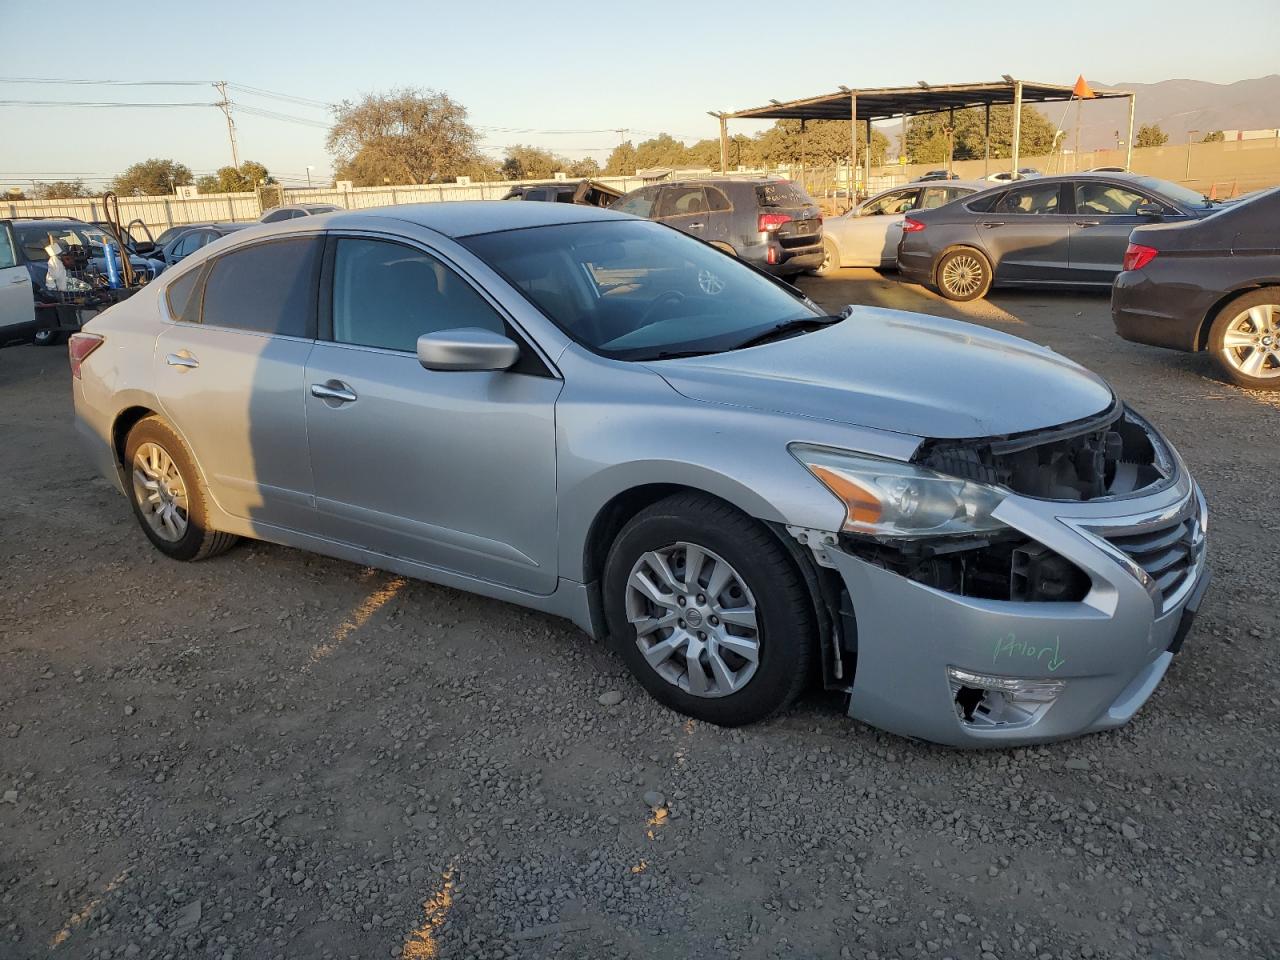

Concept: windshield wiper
[[728, 313, 845, 351]]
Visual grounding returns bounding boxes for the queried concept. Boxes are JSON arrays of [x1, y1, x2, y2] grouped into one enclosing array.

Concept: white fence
[[2, 176, 650, 237]]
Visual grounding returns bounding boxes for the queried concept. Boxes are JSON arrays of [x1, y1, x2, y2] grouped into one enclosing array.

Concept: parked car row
[[70, 200, 1210, 747]]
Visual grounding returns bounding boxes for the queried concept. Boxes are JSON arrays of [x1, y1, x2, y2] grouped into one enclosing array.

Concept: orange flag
[[1072, 75, 1096, 99]]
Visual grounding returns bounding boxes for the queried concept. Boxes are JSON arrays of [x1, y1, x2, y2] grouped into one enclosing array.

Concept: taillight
[[902, 217, 926, 233], [758, 212, 792, 232], [68, 332, 103, 380], [1122, 243, 1158, 272]]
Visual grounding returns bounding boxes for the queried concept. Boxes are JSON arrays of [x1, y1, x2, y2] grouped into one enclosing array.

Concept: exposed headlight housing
[[791, 444, 1008, 538]]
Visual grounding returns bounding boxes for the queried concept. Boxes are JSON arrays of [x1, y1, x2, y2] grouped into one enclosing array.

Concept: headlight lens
[[791, 444, 1008, 538]]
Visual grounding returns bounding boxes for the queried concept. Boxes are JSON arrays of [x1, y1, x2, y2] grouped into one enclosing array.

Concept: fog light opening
[[948, 667, 1065, 729]]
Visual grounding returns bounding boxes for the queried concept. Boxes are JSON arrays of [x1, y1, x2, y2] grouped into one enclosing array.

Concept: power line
[[0, 76, 212, 86], [0, 99, 213, 107]]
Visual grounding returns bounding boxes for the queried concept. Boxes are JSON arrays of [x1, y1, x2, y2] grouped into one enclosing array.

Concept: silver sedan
[[70, 201, 1209, 746], [812, 180, 987, 274]]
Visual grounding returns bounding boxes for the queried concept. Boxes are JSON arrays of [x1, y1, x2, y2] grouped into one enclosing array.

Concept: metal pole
[[214, 81, 241, 172], [984, 104, 991, 178], [1074, 100, 1082, 172], [1185, 130, 1199, 180], [1010, 80, 1024, 177], [946, 108, 955, 179], [849, 93, 857, 198], [1125, 94, 1136, 171], [864, 117, 873, 196], [718, 114, 728, 174]]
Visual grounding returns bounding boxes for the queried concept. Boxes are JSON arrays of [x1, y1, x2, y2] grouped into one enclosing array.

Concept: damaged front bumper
[[825, 468, 1209, 747]]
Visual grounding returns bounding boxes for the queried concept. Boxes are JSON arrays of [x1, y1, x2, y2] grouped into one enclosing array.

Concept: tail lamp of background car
[[1122, 243, 1159, 272], [790, 445, 1007, 538], [68, 333, 104, 380], [901, 217, 926, 234], [758, 212, 793, 234]]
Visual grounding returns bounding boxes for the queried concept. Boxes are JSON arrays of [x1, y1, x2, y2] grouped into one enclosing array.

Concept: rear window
[[755, 181, 811, 208]]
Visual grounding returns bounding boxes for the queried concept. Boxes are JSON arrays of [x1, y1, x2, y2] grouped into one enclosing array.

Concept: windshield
[[14, 223, 112, 261], [461, 219, 823, 361]]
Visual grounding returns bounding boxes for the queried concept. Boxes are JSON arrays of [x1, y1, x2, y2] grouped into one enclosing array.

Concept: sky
[[2, 0, 1277, 191]]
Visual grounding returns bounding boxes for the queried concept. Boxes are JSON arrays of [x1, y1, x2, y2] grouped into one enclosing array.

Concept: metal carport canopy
[[712, 79, 1137, 181]]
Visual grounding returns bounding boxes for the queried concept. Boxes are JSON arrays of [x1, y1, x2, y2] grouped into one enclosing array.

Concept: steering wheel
[[639, 290, 687, 326]]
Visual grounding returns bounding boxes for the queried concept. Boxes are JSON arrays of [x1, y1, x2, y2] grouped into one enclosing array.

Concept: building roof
[[719, 79, 1133, 123]]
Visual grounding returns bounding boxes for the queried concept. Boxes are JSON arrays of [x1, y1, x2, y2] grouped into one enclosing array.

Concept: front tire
[[1208, 289, 1280, 390], [602, 493, 815, 726], [124, 417, 239, 561], [935, 247, 992, 301], [808, 237, 840, 277]]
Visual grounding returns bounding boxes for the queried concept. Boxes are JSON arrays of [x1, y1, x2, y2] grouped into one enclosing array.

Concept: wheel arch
[[112, 404, 161, 467], [1196, 282, 1280, 351]]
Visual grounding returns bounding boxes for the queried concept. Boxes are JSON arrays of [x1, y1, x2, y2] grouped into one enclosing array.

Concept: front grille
[[1101, 515, 1201, 613]]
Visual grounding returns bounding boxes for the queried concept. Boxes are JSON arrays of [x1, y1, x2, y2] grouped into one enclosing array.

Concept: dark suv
[[502, 179, 622, 207], [611, 178, 824, 276]]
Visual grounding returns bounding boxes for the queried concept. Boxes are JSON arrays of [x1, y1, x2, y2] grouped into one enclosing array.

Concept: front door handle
[[687, 221, 705, 229], [165, 352, 199, 369], [1075, 220, 1101, 227], [310, 381, 357, 404], [980, 221, 1005, 228], [9, 276, 27, 285]]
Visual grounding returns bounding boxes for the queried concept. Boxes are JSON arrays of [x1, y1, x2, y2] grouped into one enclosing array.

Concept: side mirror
[[1135, 203, 1164, 218], [133, 241, 156, 254], [417, 328, 520, 372]]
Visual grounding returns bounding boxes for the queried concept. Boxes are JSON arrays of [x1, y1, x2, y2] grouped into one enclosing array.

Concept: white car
[[985, 168, 1044, 183], [812, 181, 987, 274]]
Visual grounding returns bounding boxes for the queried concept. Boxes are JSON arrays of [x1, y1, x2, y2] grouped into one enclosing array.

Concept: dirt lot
[[2, 271, 1277, 960]]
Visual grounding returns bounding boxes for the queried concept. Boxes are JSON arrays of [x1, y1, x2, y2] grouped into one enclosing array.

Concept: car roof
[[305, 200, 628, 238]]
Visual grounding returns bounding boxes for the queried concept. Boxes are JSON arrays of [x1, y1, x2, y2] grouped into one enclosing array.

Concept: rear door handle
[[687, 221, 705, 229], [9, 276, 27, 285], [980, 221, 1005, 228], [165, 352, 199, 369], [310, 381, 357, 404], [1075, 220, 1101, 227]]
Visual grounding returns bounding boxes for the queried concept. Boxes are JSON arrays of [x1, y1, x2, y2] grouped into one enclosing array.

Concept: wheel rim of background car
[[1221, 304, 1280, 379], [941, 254, 984, 297], [131, 442, 190, 541], [625, 541, 760, 698]]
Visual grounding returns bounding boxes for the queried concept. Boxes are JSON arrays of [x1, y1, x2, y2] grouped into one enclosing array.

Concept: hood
[[647, 307, 1114, 440]]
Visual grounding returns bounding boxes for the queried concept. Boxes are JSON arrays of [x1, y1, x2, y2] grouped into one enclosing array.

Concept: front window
[[461, 219, 824, 361], [1132, 176, 1213, 209], [860, 190, 917, 216], [1075, 183, 1150, 215]]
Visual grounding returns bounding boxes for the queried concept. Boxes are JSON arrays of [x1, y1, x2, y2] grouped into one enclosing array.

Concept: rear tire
[[710, 241, 738, 258], [1207, 289, 1280, 390], [935, 247, 992, 301], [124, 416, 239, 561], [602, 493, 815, 727], [809, 237, 840, 277]]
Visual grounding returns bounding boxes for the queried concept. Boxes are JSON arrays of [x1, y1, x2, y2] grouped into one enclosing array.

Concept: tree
[[904, 106, 1056, 162], [754, 120, 888, 167], [113, 158, 193, 196], [4, 187, 27, 201], [1135, 123, 1169, 148], [633, 133, 690, 170], [501, 144, 565, 181], [1202, 130, 1225, 143], [33, 180, 89, 200], [327, 88, 482, 186], [566, 157, 600, 178], [195, 162, 275, 194], [604, 140, 638, 176]]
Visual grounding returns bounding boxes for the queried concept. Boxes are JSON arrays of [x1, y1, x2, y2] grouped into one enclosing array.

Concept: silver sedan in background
[[70, 202, 1208, 747], [811, 180, 986, 274]]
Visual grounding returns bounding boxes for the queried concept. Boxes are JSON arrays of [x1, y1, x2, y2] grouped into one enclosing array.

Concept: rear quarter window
[[966, 193, 1001, 213], [165, 266, 205, 324]]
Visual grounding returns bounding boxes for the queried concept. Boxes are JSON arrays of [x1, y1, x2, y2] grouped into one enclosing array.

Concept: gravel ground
[[1, 271, 1277, 960]]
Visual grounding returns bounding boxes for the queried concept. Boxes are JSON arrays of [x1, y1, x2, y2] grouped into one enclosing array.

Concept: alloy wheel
[[625, 542, 760, 698], [131, 441, 190, 542], [1220, 304, 1280, 380], [941, 254, 984, 298]]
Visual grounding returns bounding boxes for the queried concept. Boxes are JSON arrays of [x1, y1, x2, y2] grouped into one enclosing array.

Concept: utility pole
[[214, 81, 241, 172]]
